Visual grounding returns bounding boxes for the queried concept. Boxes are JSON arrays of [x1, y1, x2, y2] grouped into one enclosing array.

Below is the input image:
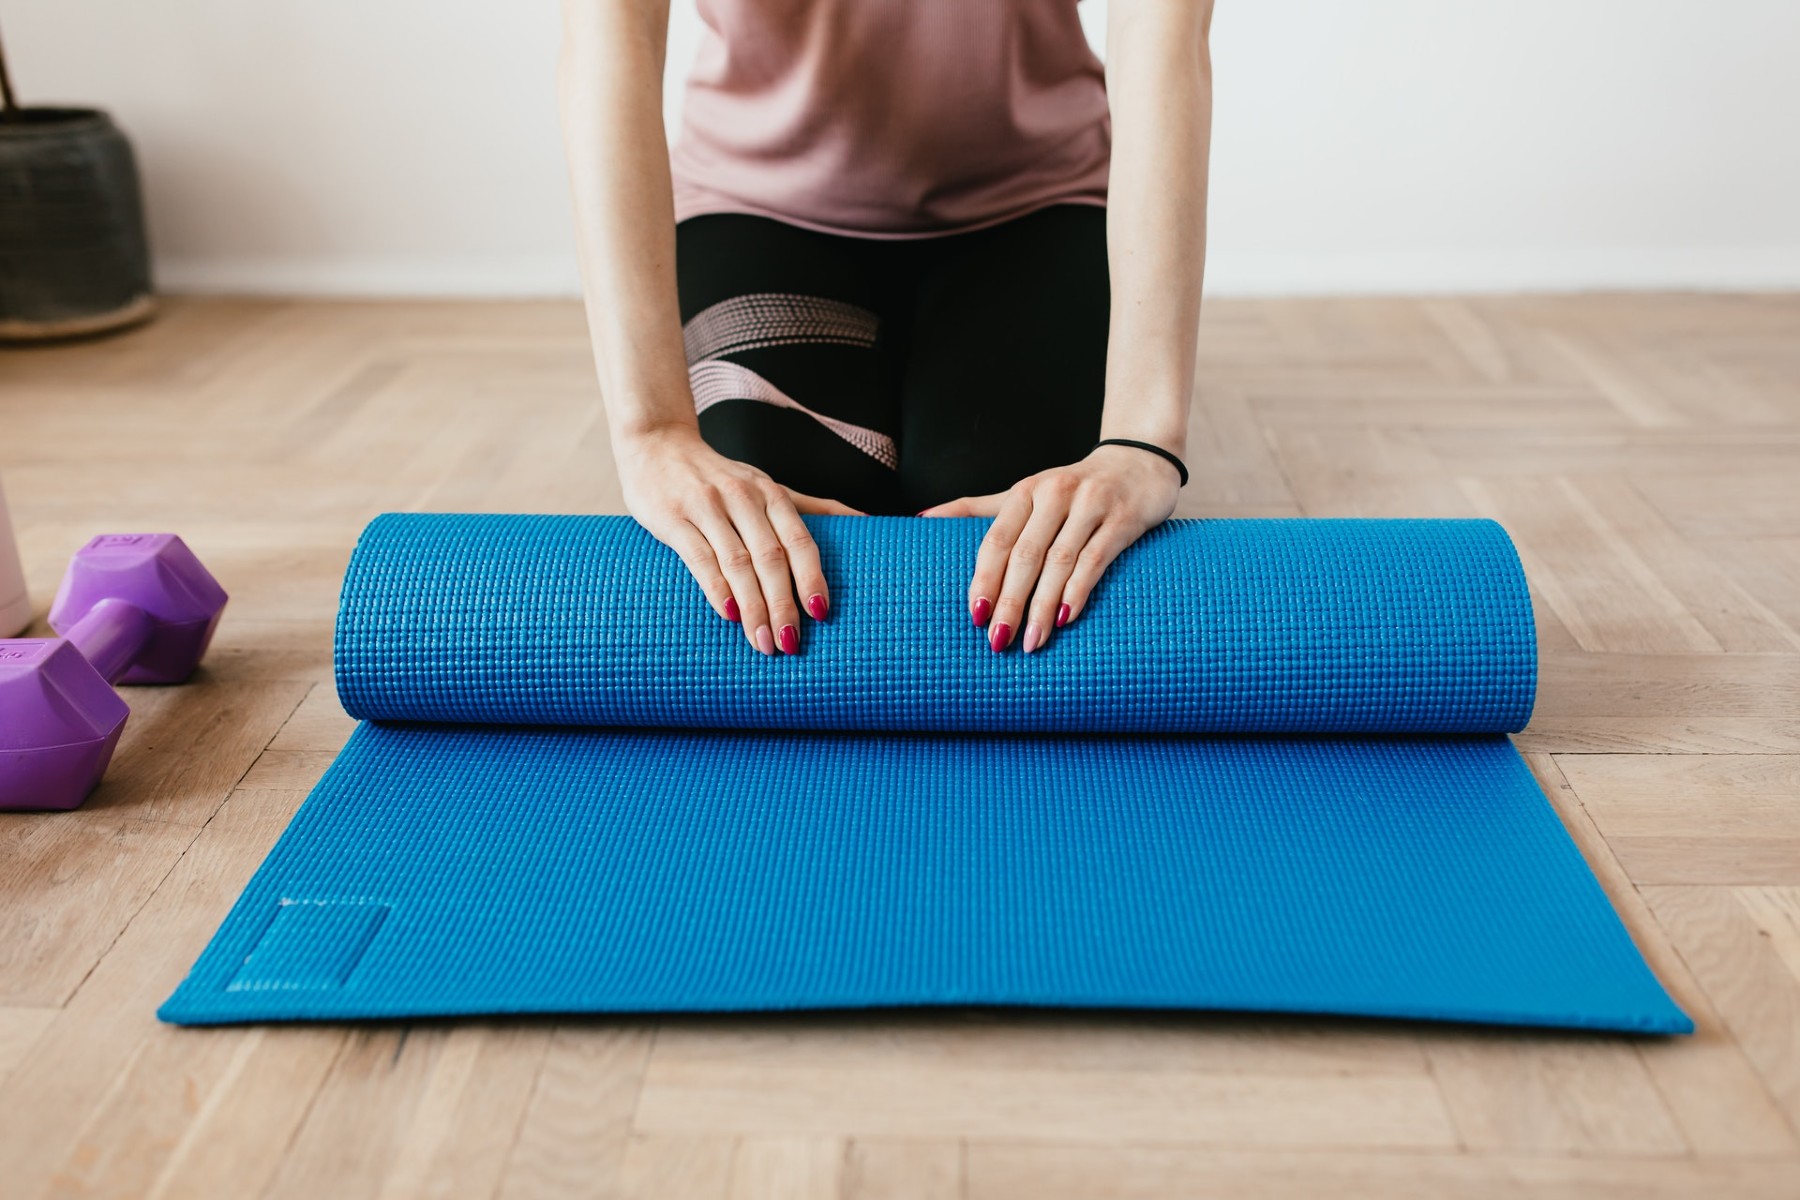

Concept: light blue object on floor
[[160, 515, 1691, 1033]]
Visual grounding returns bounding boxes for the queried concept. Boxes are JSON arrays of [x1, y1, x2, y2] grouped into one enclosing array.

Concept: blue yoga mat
[[161, 515, 1690, 1033]]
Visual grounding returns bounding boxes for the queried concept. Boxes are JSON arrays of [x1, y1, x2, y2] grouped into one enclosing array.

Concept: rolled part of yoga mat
[[161, 515, 1690, 1033]]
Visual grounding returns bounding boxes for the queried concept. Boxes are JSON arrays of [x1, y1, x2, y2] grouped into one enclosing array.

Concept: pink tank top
[[670, 0, 1111, 239]]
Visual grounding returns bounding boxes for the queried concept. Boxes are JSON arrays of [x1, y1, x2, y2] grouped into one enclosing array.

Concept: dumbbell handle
[[59, 597, 156, 685]]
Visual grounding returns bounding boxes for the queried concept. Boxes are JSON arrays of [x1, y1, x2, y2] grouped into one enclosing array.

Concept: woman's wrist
[[613, 415, 704, 456], [1096, 386, 1188, 457], [1096, 410, 1188, 460], [1090, 438, 1188, 487]]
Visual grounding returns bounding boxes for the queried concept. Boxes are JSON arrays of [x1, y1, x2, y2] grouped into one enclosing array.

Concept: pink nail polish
[[754, 625, 775, 655], [807, 593, 827, 620], [1023, 622, 1044, 654], [973, 597, 993, 627], [724, 597, 741, 623], [779, 624, 799, 655], [1056, 603, 1071, 628], [990, 621, 1012, 652]]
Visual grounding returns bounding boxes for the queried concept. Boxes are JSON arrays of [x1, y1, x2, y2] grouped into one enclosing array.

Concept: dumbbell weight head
[[0, 639, 131, 810], [49, 534, 228, 684], [2, 533, 227, 810]]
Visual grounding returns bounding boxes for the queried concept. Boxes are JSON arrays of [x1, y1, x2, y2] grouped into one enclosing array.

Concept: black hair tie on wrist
[[1092, 438, 1189, 488]]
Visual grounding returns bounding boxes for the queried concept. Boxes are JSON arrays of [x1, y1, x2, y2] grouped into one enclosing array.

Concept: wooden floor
[[2, 294, 1798, 1198]]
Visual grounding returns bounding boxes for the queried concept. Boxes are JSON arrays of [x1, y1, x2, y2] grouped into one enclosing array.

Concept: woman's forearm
[[1101, 0, 1214, 454], [557, 0, 693, 445]]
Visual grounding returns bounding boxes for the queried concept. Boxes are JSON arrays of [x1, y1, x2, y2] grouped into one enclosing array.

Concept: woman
[[559, 0, 1212, 656]]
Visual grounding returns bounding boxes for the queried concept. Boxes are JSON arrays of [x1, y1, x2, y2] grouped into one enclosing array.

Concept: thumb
[[918, 491, 1007, 518], [786, 487, 865, 516]]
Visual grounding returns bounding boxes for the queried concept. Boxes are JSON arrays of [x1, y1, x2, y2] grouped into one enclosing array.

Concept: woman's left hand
[[918, 443, 1182, 652]]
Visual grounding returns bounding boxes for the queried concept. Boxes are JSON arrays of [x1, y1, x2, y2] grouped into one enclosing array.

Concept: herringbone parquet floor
[[1, 294, 1797, 1198]]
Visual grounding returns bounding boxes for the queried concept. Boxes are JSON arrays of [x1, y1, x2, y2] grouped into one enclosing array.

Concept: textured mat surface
[[161, 515, 1690, 1032]]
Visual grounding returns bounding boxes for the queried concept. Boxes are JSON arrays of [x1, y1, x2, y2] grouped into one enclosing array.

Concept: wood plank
[[1558, 755, 1800, 886], [727, 1137, 845, 1200], [259, 1026, 450, 1200], [1515, 720, 1800, 755], [495, 1023, 655, 1200], [966, 1146, 1800, 1200], [1424, 1033, 1686, 1154], [1527, 753, 1796, 1155], [1532, 653, 1800, 719], [0, 786, 312, 1199], [1178, 383, 1296, 510], [843, 1140, 962, 1200], [1703, 537, 1800, 633], [238, 749, 339, 792], [1555, 477, 1800, 652], [1267, 425, 1478, 518], [616, 1135, 733, 1200], [371, 1024, 551, 1200], [634, 1060, 1458, 1149], [141, 1029, 346, 1200], [1632, 474, 1800, 541], [0, 814, 198, 1008], [1462, 476, 1722, 654], [0, 1007, 56, 1088], [266, 683, 357, 754], [48, 1026, 344, 1200], [1644, 886, 1800, 1138]]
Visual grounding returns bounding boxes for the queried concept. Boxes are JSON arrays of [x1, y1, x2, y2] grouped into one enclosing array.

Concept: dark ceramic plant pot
[[0, 107, 153, 341]]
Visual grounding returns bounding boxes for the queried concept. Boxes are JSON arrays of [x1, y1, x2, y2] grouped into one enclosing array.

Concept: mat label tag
[[226, 900, 390, 992]]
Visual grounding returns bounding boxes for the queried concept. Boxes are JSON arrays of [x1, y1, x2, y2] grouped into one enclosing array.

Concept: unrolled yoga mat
[[161, 515, 1690, 1033]]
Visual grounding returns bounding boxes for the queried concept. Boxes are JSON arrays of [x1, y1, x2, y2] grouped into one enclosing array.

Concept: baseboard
[[1199, 246, 1800, 296], [153, 246, 1800, 300], [154, 255, 586, 299]]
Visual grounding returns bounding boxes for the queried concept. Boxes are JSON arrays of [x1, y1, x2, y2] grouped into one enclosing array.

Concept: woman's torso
[[670, 0, 1111, 239]]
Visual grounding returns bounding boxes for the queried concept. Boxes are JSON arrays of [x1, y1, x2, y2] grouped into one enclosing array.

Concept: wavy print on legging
[[688, 360, 899, 470], [682, 293, 880, 362], [683, 293, 896, 469]]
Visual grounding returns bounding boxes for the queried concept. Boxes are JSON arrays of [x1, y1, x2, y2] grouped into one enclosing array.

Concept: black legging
[[675, 205, 1109, 516]]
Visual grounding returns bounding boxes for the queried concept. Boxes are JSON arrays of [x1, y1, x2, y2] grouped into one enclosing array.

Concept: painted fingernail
[[989, 621, 1012, 652], [754, 624, 775, 655], [1023, 622, 1044, 654], [1056, 603, 1071, 628], [973, 597, 993, 627], [806, 593, 828, 620], [724, 597, 741, 623], [779, 624, 799, 655]]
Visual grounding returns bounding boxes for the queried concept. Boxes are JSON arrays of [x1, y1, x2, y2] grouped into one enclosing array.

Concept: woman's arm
[[921, 0, 1213, 653], [1098, 0, 1212, 458], [558, 0, 850, 656]]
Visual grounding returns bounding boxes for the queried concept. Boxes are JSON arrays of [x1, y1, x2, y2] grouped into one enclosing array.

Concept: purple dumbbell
[[0, 534, 228, 811]]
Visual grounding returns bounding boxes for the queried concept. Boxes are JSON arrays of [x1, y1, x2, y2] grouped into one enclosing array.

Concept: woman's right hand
[[616, 425, 859, 655]]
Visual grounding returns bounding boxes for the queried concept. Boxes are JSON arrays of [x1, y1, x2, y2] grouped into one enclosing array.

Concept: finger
[[990, 480, 1076, 652], [722, 485, 803, 655], [766, 498, 831, 621], [1025, 504, 1105, 652], [693, 506, 775, 655], [664, 519, 737, 621], [1057, 519, 1138, 628], [919, 491, 1007, 518], [786, 487, 864, 517], [967, 483, 1035, 629]]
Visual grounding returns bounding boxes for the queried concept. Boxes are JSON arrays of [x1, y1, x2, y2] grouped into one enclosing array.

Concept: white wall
[[7, 0, 1798, 296]]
